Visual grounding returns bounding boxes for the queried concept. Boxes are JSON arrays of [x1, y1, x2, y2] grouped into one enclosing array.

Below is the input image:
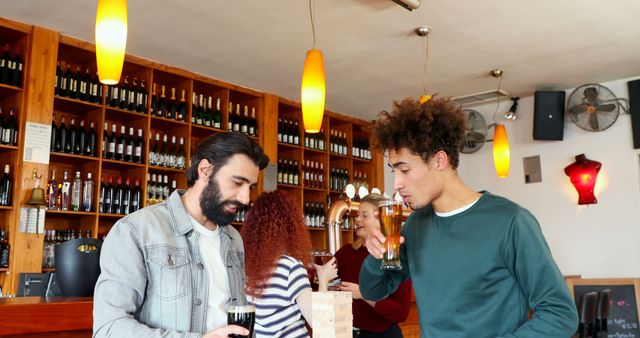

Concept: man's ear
[[434, 150, 450, 170], [197, 159, 213, 181]]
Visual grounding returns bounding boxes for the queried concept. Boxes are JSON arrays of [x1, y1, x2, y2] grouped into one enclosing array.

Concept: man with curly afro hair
[[359, 97, 578, 338]]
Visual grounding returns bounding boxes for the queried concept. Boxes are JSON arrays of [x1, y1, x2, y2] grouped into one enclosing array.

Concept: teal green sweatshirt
[[360, 192, 578, 338]]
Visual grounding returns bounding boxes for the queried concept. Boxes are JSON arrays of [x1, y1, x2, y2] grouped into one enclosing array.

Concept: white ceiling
[[2, 0, 640, 121]]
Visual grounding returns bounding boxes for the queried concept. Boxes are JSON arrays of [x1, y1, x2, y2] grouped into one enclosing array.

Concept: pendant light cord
[[492, 75, 503, 123], [422, 33, 429, 95], [309, 0, 316, 49]]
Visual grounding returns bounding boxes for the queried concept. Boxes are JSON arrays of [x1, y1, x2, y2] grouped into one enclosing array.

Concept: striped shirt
[[248, 255, 311, 338]]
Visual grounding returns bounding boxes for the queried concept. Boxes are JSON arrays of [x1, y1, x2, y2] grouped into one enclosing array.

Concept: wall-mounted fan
[[567, 84, 620, 132], [460, 109, 487, 154]]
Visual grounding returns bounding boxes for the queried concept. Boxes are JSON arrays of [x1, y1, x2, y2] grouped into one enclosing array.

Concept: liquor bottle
[[76, 119, 86, 155], [116, 125, 126, 161], [104, 176, 114, 214], [85, 121, 97, 157], [90, 71, 101, 104], [176, 137, 185, 169], [196, 94, 204, 126], [122, 177, 131, 215], [150, 83, 158, 116], [82, 172, 94, 212], [241, 105, 249, 134], [148, 173, 156, 205], [47, 170, 60, 210], [0, 164, 11, 206], [5, 107, 18, 146], [108, 83, 119, 107], [278, 117, 283, 143], [0, 229, 10, 268], [119, 76, 129, 109], [134, 128, 143, 164], [227, 101, 233, 132], [293, 120, 300, 145], [79, 68, 90, 101], [99, 175, 105, 213], [55, 62, 62, 96], [177, 89, 187, 121], [249, 107, 257, 137], [70, 171, 82, 211], [124, 127, 134, 162], [137, 79, 147, 113], [159, 134, 168, 167], [131, 177, 141, 212], [127, 77, 138, 111], [107, 123, 117, 160], [102, 122, 108, 158], [213, 98, 222, 129], [62, 62, 72, 97], [167, 87, 177, 119], [204, 96, 213, 127], [233, 104, 241, 132], [12, 46, 23, 87], [57, 115, 67, 153], [73, 66, 83, 101], [113, 176, 123, 214], [67, 65, 78, 99], [157, 85, 167, 117], [60, 170, 71, 211], [149, 132, 160, 166], [191, 93, 199, 124], [167, 135, 177, 168], [0, 44, 10, 85], [67, 117, 77, 153]]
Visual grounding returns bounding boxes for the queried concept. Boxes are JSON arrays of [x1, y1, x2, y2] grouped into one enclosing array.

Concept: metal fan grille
[[567, 84, 619, 132], [460, 109, 487, 154]]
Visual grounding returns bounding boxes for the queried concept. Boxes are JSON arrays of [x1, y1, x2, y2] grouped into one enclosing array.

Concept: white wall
[[383, 75, 640, 278]]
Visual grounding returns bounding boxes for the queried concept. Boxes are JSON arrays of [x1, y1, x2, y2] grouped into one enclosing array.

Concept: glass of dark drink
[[227, 304, 255, 338]]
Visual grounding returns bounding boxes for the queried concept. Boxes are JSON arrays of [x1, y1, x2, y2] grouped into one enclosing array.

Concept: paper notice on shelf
[[23, 122, 52, 164], [19, 207, 46, 234]]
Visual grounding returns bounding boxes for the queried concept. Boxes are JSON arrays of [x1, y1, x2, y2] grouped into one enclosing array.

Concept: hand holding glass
[[378, 199, 403, 270], [227, 304, 255, 338]]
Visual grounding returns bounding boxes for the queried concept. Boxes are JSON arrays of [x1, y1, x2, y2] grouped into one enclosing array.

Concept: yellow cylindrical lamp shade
[[95, 0, 128, 85], [301, 49, 326, 133], [493, 124, 510, 178]]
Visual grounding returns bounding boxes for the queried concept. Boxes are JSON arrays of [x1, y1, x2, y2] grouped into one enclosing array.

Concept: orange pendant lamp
[[95, 0, 128, 85], [301, 0, 325, 133], [493, 124, 510, 178]]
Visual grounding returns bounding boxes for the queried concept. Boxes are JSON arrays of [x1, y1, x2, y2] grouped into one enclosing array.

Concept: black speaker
[[627, 79, 640, 149], [533, 91, 566, 140]]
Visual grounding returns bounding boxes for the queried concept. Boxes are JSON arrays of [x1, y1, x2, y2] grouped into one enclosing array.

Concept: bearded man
[[94, 132, 269, 338]]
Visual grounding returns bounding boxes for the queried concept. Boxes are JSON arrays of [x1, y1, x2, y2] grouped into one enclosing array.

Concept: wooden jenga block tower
[[312, 291, 353, 338]]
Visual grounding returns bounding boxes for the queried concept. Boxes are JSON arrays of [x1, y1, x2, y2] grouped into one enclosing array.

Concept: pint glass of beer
[[378, 199, 403, 270], [227, 304, 255, 338]]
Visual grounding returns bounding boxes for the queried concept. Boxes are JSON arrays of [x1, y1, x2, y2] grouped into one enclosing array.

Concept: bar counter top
[[0, 296, 93, 337]]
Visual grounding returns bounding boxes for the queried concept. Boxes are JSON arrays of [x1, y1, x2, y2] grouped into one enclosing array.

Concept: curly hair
[[372, 97, 466, 169], [241, 190, 312, 297]]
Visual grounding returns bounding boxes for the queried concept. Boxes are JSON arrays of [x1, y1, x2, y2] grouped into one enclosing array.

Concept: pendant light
[[491, 69, 510, 178], [416, 26, 433, 104], [301, 0, 325, 133], [95, 0, 128, 85]]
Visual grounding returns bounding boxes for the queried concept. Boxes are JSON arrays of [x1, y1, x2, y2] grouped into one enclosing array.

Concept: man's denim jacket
[[93, 190, 247, 337]]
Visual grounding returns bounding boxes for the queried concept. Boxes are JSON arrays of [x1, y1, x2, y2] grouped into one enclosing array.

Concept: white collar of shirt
[[188, 214, 219, 238], [434, 197, 480, 217]]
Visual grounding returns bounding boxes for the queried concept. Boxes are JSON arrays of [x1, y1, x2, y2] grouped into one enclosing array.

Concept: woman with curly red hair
[[241, 190, 337, 338]]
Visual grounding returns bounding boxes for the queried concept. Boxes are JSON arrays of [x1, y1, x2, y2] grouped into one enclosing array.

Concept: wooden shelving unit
[[0, 18, 383, 294]]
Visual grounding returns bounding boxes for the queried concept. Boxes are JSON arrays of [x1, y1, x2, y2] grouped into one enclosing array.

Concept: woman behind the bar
[[324, 193, 412, 338], [242, 190, 337, 338]]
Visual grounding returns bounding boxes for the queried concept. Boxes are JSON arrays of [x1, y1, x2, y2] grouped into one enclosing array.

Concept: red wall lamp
[[564, 154, 601, 205]]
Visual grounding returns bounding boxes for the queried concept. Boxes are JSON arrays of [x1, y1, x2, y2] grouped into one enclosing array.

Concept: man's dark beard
[[200, 176, 246, 226]]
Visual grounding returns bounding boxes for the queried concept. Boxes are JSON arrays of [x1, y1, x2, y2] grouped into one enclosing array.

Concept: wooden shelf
[[330, 152, 350, 159], [50, 151, 99, 163], [105, 106, 148, 122], [277, 183, 302, 189], [278, 142, 301, 149], [0, 144, 19, 151], [304, 186, 326, 192], [353, 157, 371, 163], [54, 95, 102, 113], [148, 165, 186, 173], [191, 124, 225, 138], [308, 227, 326, 231], [101, 158, 146, 169], [98, 213, 126, 218], [46, 209, 97, 216], [0, 83, 23, 98], [151, 116, 189, 127], [0, 205, 13, 210], [304, 147, 327, 155], [0, 267, 8, 272]]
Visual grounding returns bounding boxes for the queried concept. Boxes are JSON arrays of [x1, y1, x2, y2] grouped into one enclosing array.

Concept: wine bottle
[[227, 101, 233, 132], [134, 128, 143, 164], [104, 176, 114, 214], [58, 115, 68, 153], [128, 78, 138, 111], [177, 89, 187, 121], [241, 105, 249, 134], [102, 122, 108, 158], [176, 137, 185, 169], [55, 62, 62, 96], [12, 46, 22, 87], [115, 125, 126, 161], [131, 177, 141, 212], [0, 44, 9, 85], [69, 65, 79, 99], [249, 107, 257, 137], [60, 170, 71, 211], [157, 85, 167, 117], [70, 171, 82, 211], [150, 83, 158, 116], [119, 75, 129, 110], [4, 107, 17, 146], [107, 123, 117, 160], [76, 119, 86, 155], [124, 127, 134, 162], [122, 177, 131, 215], [99, 176, 105, 213], [47, 170, 60, 210], [191, 92, 198, 124], [67, 117, 77, 153], [203, 96, 212, 127], [86, 121, 97, 157], [50, 113, 58, 152], [233, 104, 241, 132], [0, 164, 11, 206], [137, 79, 147, 113], [113, 176, 123, 214], [168, 135, 177, 168], [82, 172, 94, 212], [167, 87, 177, 119], [214, 98, 222, 129], [79, 68, 90, 101]]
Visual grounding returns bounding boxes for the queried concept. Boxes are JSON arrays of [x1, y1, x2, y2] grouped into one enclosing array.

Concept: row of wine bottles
[[0, 105, 18, 146], [106, 75, 148, 113], [277, 118, 301, 145], [0, 43, 23, 87], [46, 170, 95, 212], [0, 230, 9, 268], [99, 175, 142, 215], [303, 160, 325, 189], [148, 132, 186, 169], [352, 137, 372, 160], [50, 114, 98, 156], [304, 202, 326, 228], [192, 93, 222, 129], [304, 131, 326, 151], [150, 84, 186, 120], [330, 129, 349, 156], [146, 173, 177, 206], [277, 157, 300, 186], [42, 229, 92, 269], [101, 123, 145, 163], [227, 103, 258, 137], [329, 167, 350, 192], [54, 62, 102, 103]]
